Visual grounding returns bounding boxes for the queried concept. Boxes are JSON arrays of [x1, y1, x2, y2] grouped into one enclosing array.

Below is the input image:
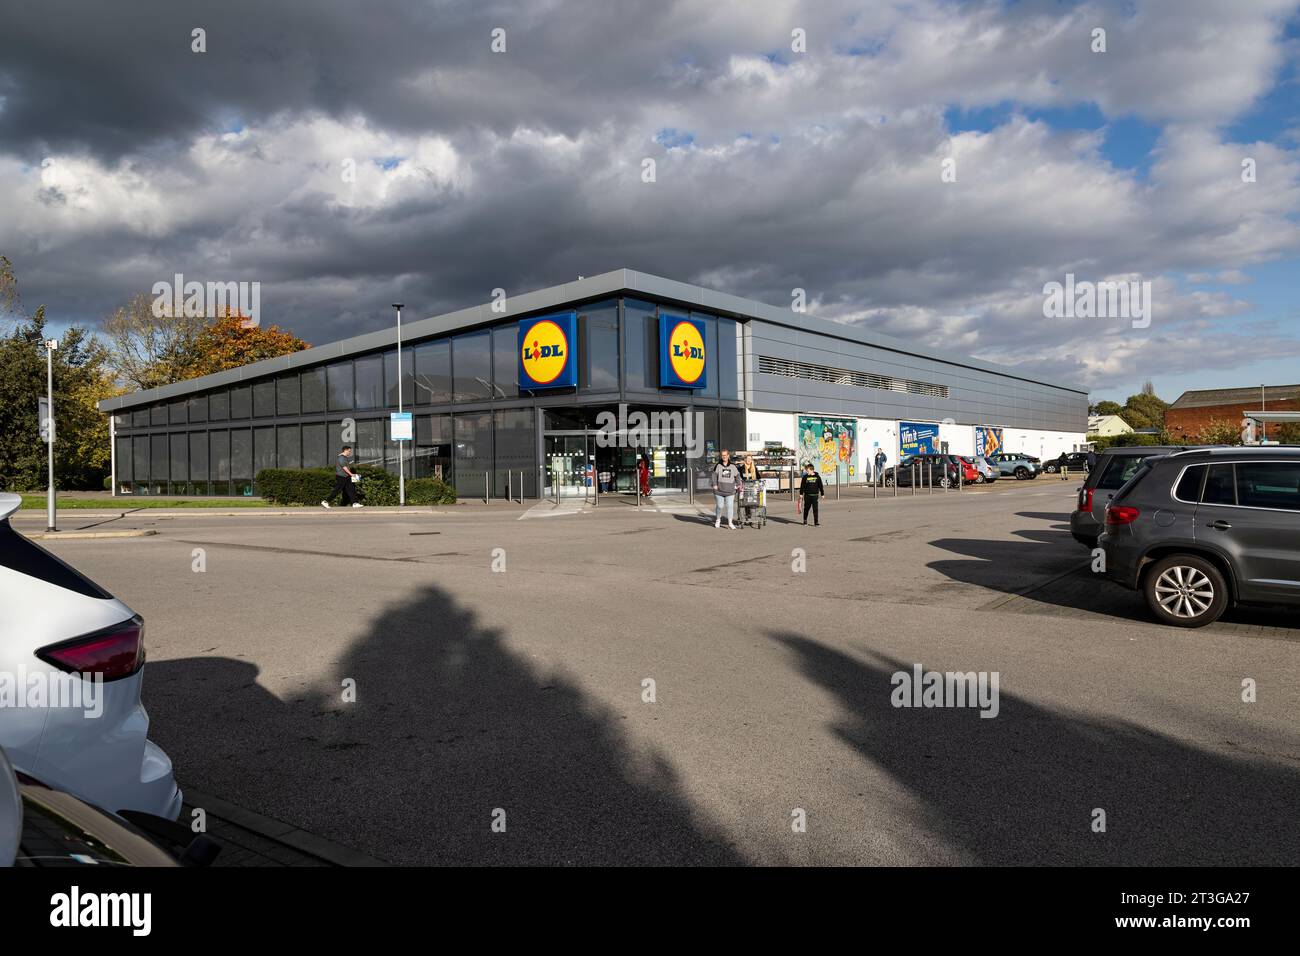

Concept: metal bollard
[[928, 460, 933, 494], [911, 464, 916, 495], [485, 471, 490, 504]]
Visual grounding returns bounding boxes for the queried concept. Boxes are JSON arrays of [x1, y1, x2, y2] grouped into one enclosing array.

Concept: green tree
[[1120, 390, 1169, 430], [0, 308, 118, 491], [1192, 419, 1243, 446], [1090, 400, 1123, 416]]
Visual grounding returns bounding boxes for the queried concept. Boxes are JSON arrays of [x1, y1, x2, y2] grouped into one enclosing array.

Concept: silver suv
[[1099, 447, 1300, 627]]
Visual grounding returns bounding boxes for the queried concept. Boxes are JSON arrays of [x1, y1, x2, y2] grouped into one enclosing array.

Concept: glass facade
[[109, 296, 745, 498]]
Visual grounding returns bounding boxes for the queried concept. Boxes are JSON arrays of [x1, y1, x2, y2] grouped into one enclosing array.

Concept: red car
[[950, 455, 981, 484]]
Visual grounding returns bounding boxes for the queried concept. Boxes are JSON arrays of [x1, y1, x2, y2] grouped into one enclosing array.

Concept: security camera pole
[[44, 338, 58, 532], [392, 303, 405, 507]]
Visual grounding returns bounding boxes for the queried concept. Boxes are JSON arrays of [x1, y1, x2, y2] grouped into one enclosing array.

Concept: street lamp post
[[393, 303, 405, 507], [44, 338, 58, 532]]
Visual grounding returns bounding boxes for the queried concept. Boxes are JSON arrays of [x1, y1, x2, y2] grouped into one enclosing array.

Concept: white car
[[0, 493, 181, 819]]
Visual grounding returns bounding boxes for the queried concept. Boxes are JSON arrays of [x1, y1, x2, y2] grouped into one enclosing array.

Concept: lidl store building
[[97, 270, 1089, 499]]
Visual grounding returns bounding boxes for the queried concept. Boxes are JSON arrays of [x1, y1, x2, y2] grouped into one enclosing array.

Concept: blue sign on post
[[390, 411, 412, 441], [658, 313, 707, 389], [899, 421, 941, 457], [518, 311, 578, 390]]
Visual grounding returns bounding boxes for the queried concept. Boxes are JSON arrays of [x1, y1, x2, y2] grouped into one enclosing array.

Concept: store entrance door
[[543, 433, 592, 498]]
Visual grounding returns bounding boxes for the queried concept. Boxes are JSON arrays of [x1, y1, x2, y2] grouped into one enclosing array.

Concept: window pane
[[452, 331, 493, 402], [413, 340, 452, 405], [494, 407, 535, 497], [580, 300, 619, 392], [170, 434, 188, 481], [413, 414, 453, 480], [253, 380, 276, 417], [1174, 465, 1204, 501], [150, 435, 168, 480], [187, 395, 207, 423], [1236, 462, 1300, 510], [301, 368, 326, 413], [277, 375, 300, 415], [189, 432, 208, 484], [384, 347, 416, 408], [230, 386, 251, 419], [151, 404, 167, 426], [356, 419, 383, 467], [327, 362, 353, 411], [453, 411, 493, 495], [211, 430, 230, 481], [231, 429, 253, 495], [623, 298, 658, 391], [168, 401, 186, 425], [354, 355, 384, 410], [1101, 455, 1153, 491], [492, 325, 519, 399], [1202, 463, 1236, 505], [132, 408, 149, 427], [254, 427, 276, 478], [209, 390, 229, 420], [115, 437, 132, 482], [277, 425, 301, 470], [718, 317, 740, 401], [133, 437, 149, 484], [302, 423, 328, 468]]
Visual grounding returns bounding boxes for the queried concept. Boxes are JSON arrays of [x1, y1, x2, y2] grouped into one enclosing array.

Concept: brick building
[[1166, 384, 1300, 440]]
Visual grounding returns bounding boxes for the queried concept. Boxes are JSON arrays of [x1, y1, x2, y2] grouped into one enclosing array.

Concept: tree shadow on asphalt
[[145, 584, 745, 865], [769, 633, 1300, 864]]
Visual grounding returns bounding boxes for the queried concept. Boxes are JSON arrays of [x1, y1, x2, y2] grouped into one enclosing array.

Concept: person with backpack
[[798, 462, 825, 526]]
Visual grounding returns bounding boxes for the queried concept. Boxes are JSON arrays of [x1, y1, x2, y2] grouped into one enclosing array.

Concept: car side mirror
[[0, 748, 21, 867]]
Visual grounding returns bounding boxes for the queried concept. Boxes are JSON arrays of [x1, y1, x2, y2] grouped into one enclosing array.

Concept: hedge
[[254, 467, 456, 506]]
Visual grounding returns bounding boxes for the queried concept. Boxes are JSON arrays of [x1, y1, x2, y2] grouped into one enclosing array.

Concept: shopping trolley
[[737, 483, 767, 528]]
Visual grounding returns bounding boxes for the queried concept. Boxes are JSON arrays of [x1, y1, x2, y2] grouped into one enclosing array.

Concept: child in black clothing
[[798, 463, 825, 526]]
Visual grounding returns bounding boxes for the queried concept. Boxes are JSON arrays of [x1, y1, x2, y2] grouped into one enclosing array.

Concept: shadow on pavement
[[146, 584, 745, 865], [770, 634, 1300, 864]]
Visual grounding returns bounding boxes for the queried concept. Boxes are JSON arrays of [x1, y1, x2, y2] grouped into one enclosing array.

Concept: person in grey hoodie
[[711, 449, 741, 530]]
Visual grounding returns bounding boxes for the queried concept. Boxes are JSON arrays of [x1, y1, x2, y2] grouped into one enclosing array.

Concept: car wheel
[[1143, 555, 1229, 628], [1014, 467, 1028, 479], [974, 474, 985, 484], [939, 477, 952, 489], [1044, 464, 1057, 473], [884, 476, 895, 488]]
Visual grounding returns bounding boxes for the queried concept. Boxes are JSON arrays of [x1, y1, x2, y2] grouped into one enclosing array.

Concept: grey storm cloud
[[1, 0, 1299, 392]]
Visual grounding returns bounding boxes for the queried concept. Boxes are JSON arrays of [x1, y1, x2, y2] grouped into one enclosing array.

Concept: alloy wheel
[[1153, 565, 1215, 619]]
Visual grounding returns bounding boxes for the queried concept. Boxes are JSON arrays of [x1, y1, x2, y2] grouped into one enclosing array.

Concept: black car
[[883, 454, 963, 488], [1099, 447, 1300, 627], [1070, 445, 1193, 547], [1042, 451, 1091, 474]]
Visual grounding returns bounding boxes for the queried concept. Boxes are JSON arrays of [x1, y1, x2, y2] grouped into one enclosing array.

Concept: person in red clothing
[[637, 454, 651, 497]]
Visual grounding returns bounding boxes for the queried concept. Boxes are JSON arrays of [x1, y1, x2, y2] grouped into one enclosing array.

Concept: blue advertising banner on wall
[[658, 313, 707, 389], [899, 421, 941, 457], [974, 425, 1004, 457], [518, 311, 577, 390]]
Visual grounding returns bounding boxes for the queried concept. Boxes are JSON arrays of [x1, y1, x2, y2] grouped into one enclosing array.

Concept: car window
[[0, 521, 112, 599], [1202, 463, 1236, 505], [1096, 455, 1150, 490], [1111, 462, 1153, 502], [1236, 462, 1300, 511], [1174, 465, 1205, 502]]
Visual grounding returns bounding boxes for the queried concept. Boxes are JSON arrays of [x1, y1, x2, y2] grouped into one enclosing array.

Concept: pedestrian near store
[[711, 449, 740, 530], [798, 462, 825, 526], [874, 447, 887, 483], [638, 454, 651, 498], [321, 445, 363, 508]]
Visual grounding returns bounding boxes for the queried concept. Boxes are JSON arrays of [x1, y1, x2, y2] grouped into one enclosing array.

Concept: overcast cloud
[[2, 0, 1298, 396]]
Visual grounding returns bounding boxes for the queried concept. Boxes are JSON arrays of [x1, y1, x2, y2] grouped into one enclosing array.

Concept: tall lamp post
[[44, 338, 58, 532], [393, 303, 405, 507]]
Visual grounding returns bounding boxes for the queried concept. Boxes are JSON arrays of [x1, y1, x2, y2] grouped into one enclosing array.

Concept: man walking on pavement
[[322, 444, 363, 508], [798, 462, 825, 526], [874, 447, 887, 483]]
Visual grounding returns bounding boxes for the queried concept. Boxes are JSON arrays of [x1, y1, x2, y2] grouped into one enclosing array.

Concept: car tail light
[[1105, 504, 1140, 527], [1078, 488, 1093, 512], [36, 617, 145, 682]]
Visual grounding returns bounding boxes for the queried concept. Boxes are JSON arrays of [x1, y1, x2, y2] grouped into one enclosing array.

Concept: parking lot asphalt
[[22, 480, 1300, 865]]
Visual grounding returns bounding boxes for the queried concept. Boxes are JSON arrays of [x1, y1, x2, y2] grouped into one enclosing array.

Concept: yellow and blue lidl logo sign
[[660, 314, 707, 388], [518, 312, 577, 389]]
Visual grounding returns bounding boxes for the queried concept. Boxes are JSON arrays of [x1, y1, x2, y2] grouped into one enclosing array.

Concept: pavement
[[17, 478, 1300, 865]]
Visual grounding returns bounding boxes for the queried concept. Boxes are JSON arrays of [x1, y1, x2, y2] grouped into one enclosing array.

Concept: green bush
[[254, 466, 456, 506], [407, 476, 457, 505]]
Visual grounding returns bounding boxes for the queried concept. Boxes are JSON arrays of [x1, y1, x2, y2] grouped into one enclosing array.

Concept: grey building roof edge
[[1170, 384, 1300, 409], [98, 268, 1087, 412]]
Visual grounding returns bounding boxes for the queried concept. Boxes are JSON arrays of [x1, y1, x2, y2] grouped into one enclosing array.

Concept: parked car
[[0, 493, 181, 819], [989, 453, 1039, 479], [1071, 445, 1193, 547], [1042, 452, 1092, 474], [962, 456, 999, 483], [0, 746, 218, 867], [883, 454, 963, 488], [1099, 447, 1300, 627]]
